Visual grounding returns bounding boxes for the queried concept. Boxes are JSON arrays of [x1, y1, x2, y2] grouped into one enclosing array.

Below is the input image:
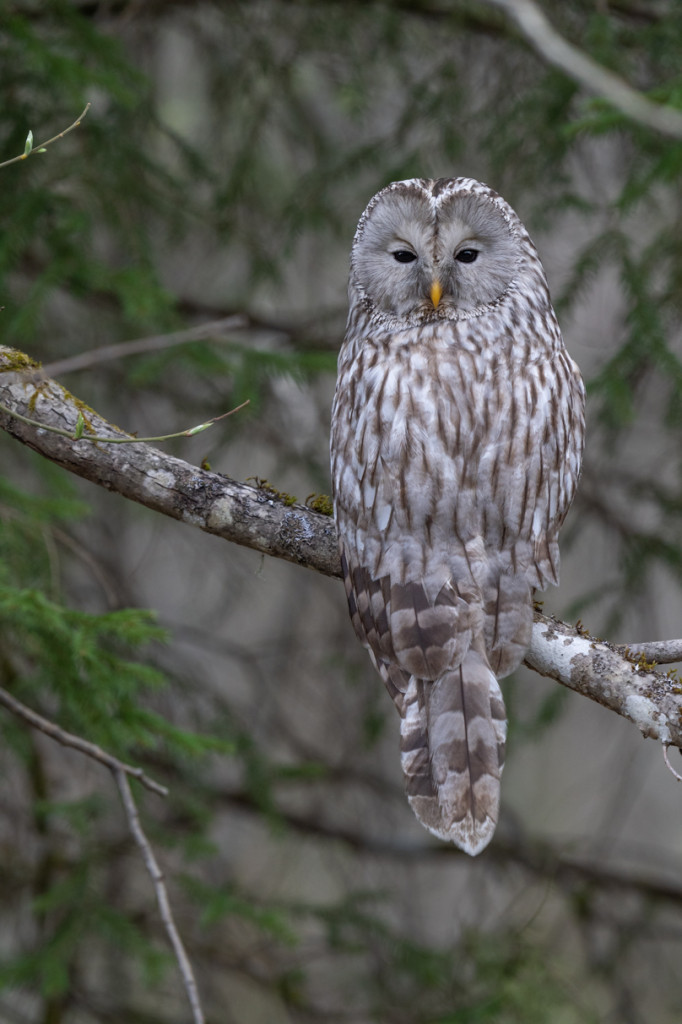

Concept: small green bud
[[185, 421, 212, 436]]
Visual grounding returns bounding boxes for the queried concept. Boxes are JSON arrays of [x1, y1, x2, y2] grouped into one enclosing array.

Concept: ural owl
[[330, 177, 585, 855]]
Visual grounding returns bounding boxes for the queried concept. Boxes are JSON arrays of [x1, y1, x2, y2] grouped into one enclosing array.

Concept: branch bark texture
[[0, 347, 339, 577], [527, 616, 682, 747], [2, 346, 681, 748]]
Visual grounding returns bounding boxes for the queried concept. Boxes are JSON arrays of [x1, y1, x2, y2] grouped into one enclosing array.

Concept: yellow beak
[[430, 280, 442, 308]]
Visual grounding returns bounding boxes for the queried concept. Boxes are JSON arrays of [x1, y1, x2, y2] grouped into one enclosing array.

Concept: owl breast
[[333, 307, 579, 604]]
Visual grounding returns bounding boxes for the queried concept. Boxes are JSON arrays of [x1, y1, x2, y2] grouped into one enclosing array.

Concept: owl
[[330, 177, 585, 856]]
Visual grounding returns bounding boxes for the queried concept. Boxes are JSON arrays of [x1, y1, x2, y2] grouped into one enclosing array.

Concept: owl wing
[[339, 533, 506, 855]]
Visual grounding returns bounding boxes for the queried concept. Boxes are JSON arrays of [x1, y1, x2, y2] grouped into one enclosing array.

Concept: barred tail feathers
[[400, 647, 506, 856]]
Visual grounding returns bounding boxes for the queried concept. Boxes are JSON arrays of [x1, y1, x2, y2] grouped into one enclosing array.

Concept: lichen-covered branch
[[0, 346, 339, 577], [617, 638, 682, 666], [527, 615, 682, 747], [2, 345, 681, 748]]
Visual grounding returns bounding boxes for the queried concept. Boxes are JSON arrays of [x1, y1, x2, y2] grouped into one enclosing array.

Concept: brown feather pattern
[[331, 177, 584, 855]]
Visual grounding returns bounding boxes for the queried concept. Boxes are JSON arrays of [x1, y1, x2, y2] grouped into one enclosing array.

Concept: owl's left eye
[[392, 250, 417, 263], [455, 248, 479, 264]]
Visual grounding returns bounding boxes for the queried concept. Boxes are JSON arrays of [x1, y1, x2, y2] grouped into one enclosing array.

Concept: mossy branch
[[0, 345, 340, 576], [1, 344, 682, 755]]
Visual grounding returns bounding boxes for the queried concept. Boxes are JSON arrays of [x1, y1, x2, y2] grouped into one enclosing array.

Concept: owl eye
[[392, 250, 417, 263], [455, 248, 479, 264]]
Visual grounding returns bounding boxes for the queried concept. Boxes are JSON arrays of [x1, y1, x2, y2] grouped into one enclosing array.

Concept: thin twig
[[0, 102, 91, 171], [617, 639, 682, 666], [0, 686, 168, 796], [482, 0, 682, 139], [0, 397, 250, 445], [39, 315, 249, 378], [663, 743, 682, 783], [114, 769, 206, 1024], [0, 687, 204, 1017]]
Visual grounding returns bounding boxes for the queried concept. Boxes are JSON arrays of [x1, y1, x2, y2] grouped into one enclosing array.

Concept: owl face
[[351, 178, 521, 320]]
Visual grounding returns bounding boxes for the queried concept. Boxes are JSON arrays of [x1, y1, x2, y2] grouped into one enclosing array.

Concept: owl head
[[349, 177, 545, 324]]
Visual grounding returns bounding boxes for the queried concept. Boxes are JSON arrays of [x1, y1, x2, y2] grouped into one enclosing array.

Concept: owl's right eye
[[455, 248, 479, 263], [392, 250, 417, 263]]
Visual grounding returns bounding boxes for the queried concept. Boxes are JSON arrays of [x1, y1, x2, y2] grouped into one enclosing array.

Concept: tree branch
[[0, 346, 340, 578], [526, 615, 682, 747], [2, 345, 681, 748], [0, 684, 205, 1020], [114, 769, 205, 1024], [482, 0, 682, 139], [0, 684, 168, 796], [617, 639, 682, 665], [39, 314, 249, 378], [0, 102, 91, 171]]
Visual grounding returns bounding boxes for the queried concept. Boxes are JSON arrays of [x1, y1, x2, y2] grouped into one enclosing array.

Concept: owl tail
[[400, 646, 507, 856]]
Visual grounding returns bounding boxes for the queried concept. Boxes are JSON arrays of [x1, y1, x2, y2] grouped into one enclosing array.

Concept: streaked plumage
[[331, 177, 584, 855]]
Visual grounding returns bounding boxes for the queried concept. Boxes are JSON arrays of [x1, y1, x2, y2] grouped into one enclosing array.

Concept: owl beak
[[430, 281, 442, 308]]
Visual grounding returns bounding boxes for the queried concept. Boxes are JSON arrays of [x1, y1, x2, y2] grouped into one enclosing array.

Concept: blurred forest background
[[2, 1, 682, 1022]]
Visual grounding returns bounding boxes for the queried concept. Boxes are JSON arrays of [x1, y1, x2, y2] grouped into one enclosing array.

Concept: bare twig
[[482, 0, 682, 139], [40, 314, 249, 378], [617, 639, 682, 666], [0, 664, 204, 1018], [663, 743, 682, 783], [114, 769, 205, 1024], [0, 685, 168, 796], [0, 102, 91, 171], [0, 396, 250, 445], [221, 782, 682, 906], [0, 685, 204, 1018]]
